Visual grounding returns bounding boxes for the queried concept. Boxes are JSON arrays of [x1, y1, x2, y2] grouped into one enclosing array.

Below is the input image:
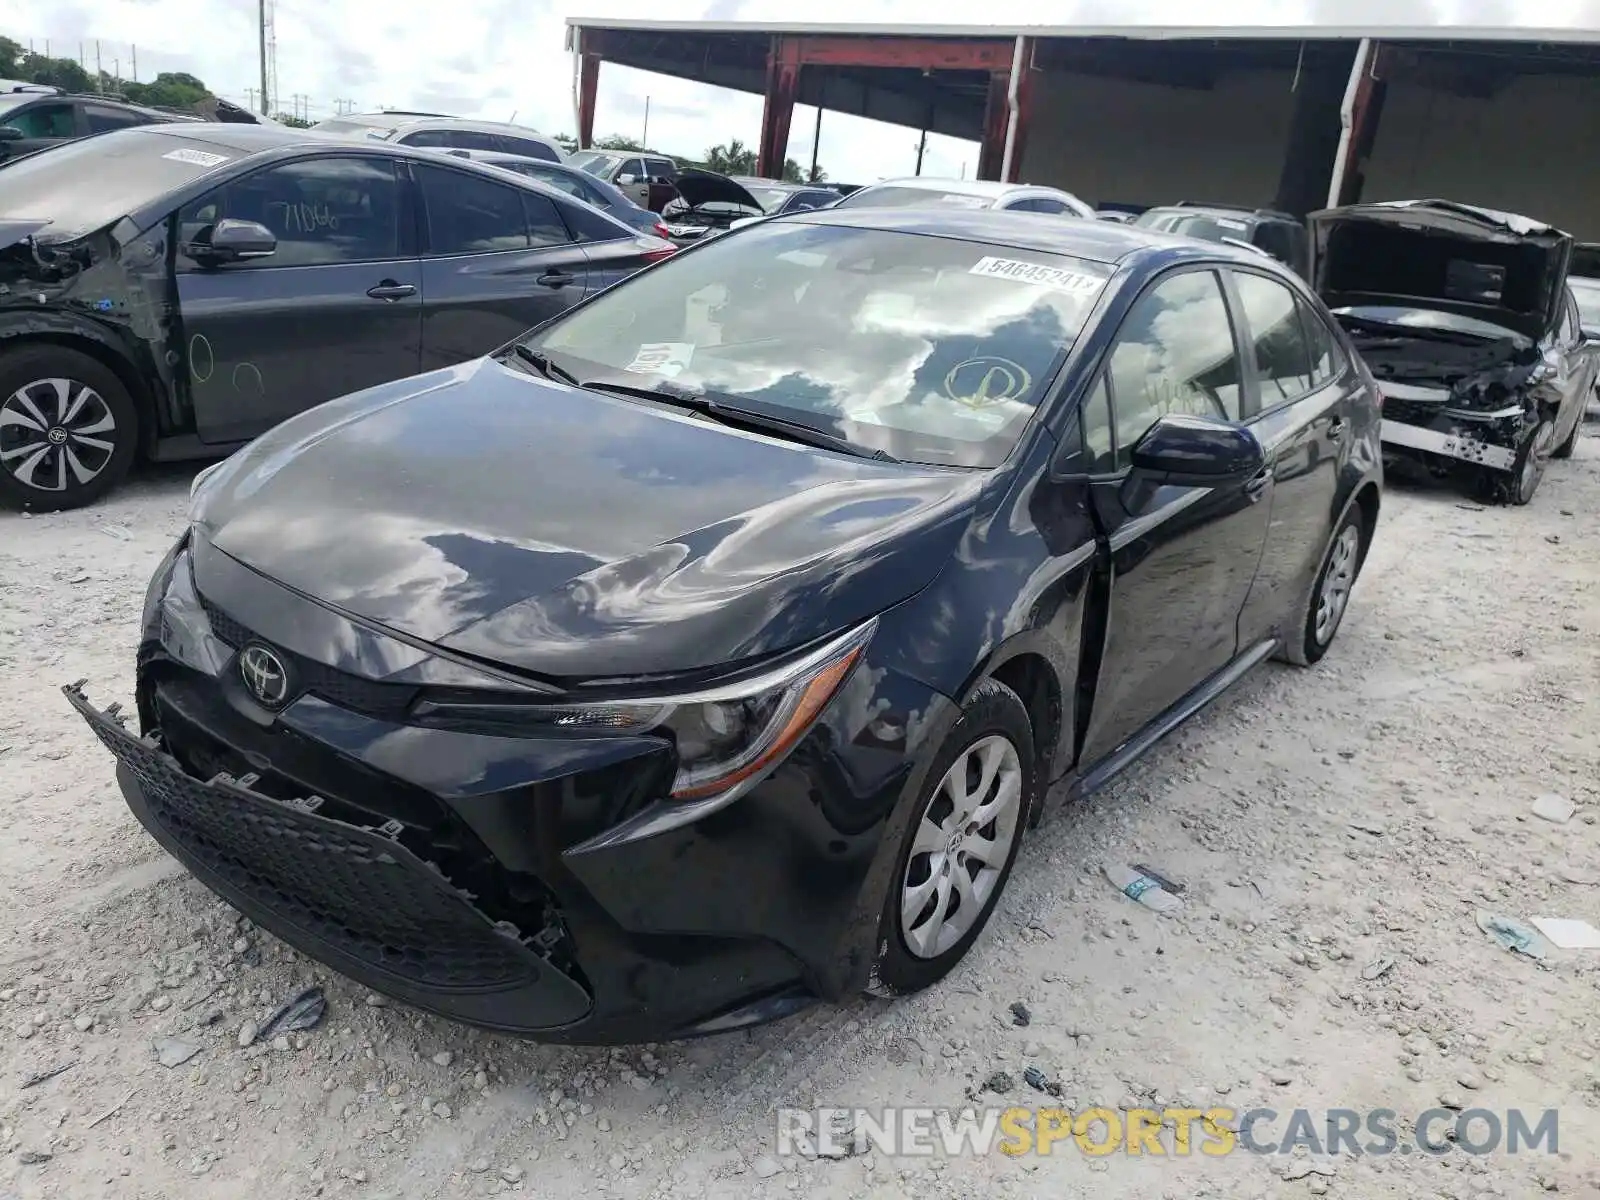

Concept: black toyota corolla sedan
[[69, 209, 1383, 1043]]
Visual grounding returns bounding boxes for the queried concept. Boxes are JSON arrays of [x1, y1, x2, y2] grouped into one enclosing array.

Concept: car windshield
[[0, 128, 240, 239], [1568, 278, 1600, 328], [835, 186, 997, 211], [522, 220, 1110, 467], [308, 117, 397, 139], [1135, 210, 1256, 242], [568, 151, 616, 176], [745, 187, 792, 212]]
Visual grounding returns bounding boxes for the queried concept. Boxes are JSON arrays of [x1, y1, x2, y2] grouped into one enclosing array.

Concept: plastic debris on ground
[[1531, 794, 1576, 824], [1530, 917, 1600, 950], [244, 986, 328, 1047], [1009, 1001, 1031, 1027], [1475, 910, 1552, 960], [1104, 863, 1184, 914], [151, 1036, 202, 1069], [1361, 956, 1397, 981]]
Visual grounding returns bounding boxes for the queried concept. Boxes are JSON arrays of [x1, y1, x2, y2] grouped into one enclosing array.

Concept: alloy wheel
[[899, 734, 1023, 960], [1314, 524, 1362, 646], [1517, 420, 1556, 504], [0, 378, 119, 494]]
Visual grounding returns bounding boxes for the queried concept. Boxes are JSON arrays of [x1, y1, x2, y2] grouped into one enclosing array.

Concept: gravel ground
[[2, 441, 1599, 1200]]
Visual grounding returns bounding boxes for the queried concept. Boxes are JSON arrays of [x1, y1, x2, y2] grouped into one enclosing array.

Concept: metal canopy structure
[[565, 17, 1600, 222]]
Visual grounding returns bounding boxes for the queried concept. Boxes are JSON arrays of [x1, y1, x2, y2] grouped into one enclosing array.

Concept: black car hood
[[1308, 199, 1572, 342], [195, 358, 982, 680], [671, 169, 762, 213]]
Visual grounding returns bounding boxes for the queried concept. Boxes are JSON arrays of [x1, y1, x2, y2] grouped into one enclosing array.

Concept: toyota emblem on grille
[[239, 644, 290, 708]]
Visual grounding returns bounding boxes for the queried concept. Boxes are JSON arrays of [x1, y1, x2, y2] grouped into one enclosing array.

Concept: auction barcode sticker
[[968, 256, 1105, 294], [624, 342, 695, 378], [162, 148, 230, 168]]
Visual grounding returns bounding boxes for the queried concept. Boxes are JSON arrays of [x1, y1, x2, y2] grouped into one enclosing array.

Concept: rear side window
[[1301, 302, 1340, 387], [1106, 269, 1245, 460], [85, 105, 148, 134], [500, 136, 561, 163], [1232, 271, 1315, 409], [645, 158, 675, 180], [522, 193, 574, 248], [416, 163, 531, 254]]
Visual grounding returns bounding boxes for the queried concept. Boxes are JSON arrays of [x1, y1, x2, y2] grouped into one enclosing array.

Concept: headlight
[[412, 617, 875, 804]]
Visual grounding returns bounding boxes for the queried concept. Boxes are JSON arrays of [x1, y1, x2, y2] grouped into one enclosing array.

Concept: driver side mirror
[[616, 173, 637, 186], [1129, 413, 1264, 487], [0, 127, 22, 142], [184, 218, 277, 266]]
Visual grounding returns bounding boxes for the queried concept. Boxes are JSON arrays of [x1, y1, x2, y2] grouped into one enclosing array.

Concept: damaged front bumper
[[1378, 376, 1548, 475]]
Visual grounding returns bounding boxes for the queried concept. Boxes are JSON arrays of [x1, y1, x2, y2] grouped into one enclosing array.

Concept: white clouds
[[10, 0, 1587, 183]]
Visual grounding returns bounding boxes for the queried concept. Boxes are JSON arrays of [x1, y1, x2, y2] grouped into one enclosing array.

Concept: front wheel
[[1279, 506, 1368, 667], [1471, 415, 1555, 506], [867, 678, 1036, 997], [0, 346, 139, 511]]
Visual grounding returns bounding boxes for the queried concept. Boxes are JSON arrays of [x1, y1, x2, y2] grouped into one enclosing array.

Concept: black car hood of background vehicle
[[670, 169, 763, 213], [1308, 199, 1573, 342], [198, 358, 985, 681]]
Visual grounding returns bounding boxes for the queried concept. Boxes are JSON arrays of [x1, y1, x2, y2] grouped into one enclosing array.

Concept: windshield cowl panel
[[520, 222, 1110, 468]]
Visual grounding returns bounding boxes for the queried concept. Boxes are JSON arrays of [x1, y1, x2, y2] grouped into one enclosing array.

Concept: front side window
[[177, 156, 402, 269], [416, 163, 533, 255], [1232, 271, 1315, 409], [1106, 269, 1244, 463], [525, 222, 1111, 467], [2, 101, 75, 139]]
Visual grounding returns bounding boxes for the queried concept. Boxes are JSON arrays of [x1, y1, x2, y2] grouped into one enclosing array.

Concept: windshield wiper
[[510, 344, 581, 386], [582, 380, 898, 462]]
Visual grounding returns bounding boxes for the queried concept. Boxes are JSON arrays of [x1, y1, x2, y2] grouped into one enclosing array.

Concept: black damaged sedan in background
[[0, 123, 674, 510], [69, 209, 1382, 1042]]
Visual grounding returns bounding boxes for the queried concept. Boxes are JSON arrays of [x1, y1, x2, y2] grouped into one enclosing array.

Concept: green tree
[[0, 36, 25, 78], [703, 138, 756, 176], [273, 112, 312, 128]]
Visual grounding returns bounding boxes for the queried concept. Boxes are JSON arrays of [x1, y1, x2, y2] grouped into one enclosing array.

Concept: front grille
[[67, 686, 546, 992], [200, 596, 419, 720]]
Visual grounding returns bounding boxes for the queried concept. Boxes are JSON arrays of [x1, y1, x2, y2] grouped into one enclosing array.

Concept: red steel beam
[[577, 53, 600, 150], [789, 35, 1016, 72], [757, 36, 801, 179], [976, 71, 1009, 181]]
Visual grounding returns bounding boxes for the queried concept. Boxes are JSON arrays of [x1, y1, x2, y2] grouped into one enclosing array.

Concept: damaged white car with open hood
[[1310, 199, 1595, 505]]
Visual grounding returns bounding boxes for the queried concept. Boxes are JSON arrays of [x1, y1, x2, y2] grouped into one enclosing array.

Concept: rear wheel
[[867, 678, 1035, 997], [1279, 506, 1367, 667], [0, 346, 139, 511]]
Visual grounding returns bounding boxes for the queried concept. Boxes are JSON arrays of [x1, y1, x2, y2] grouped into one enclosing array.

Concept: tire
[[1470, 415, 1555, 506], [1278, 504, 1367, 668], [1551, 415, 1580, 461], [0, 345, 140, 511], [866, 677, 1036, 997]]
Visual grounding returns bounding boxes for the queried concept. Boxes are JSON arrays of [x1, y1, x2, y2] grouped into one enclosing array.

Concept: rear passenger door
[[1076, 267, 1274, 767], [413, 162, 592, 370], [1231, 269, 1355, 650]]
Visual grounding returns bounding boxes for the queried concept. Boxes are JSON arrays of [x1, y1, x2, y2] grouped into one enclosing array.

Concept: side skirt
[[1066, 636, 1279, 803]]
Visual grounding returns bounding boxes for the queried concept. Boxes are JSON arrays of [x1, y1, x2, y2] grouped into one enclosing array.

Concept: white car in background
[[828, 176, 1095, 219], [308, 111, 567, 164]]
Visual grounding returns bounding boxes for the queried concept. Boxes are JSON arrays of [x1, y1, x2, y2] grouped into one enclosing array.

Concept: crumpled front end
[[1371, 346, 1559, 474]]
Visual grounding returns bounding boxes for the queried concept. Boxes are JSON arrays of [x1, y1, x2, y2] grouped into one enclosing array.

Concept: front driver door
[[1077, 267, 1274, 766], [175, 154, 422, 445]]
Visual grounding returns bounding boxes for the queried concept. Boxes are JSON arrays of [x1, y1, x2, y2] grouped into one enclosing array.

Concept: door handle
[[537, 270, 576, 288], [366, 281, 416, 301], [1244, 466, 1273, 501]]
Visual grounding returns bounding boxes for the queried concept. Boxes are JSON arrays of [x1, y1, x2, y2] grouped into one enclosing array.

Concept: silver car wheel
[[899, 734, 1023, 960], [1314, 524, 1362, 646], [0, 377, 118, 493]]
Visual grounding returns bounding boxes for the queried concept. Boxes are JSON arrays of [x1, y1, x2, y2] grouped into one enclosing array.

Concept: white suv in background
[[308, 111, 567, 163], [832, 177, 1095, 219]]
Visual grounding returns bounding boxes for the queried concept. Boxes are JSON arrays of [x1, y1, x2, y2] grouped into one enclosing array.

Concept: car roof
[[783, 205, 1283, 268], [327, 112, 558, 139], [862, 177, 1032, 197], [136, 122, 317, 152]]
